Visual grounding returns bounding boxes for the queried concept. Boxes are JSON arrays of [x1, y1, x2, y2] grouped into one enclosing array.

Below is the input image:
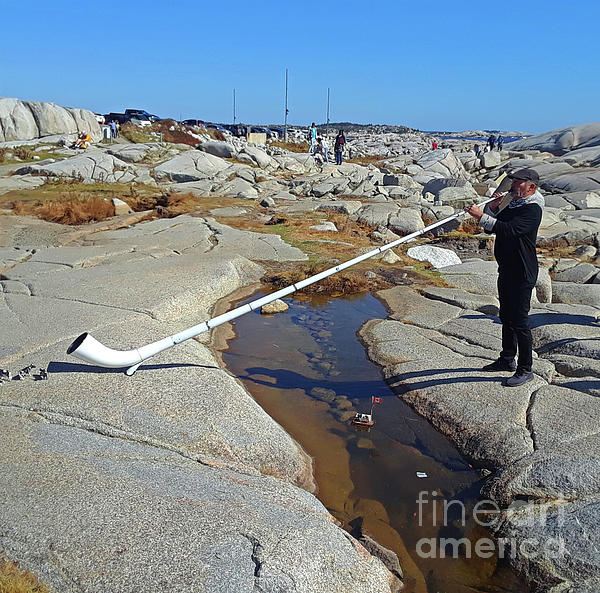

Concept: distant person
[[487, 134, 496, 151], [497, 135, 504, 151], [308, 122, 317, 154], [334, 130, 346, 165], [110, 120, 117, 139], [314, 137, 324, 160], [320, 136, 330, 163], [474, 143, 481, 156], [72, 131, 91, 149], [432, 140, 438, 150]]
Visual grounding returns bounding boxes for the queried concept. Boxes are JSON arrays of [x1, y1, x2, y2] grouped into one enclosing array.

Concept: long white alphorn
[[68, 191, 501, 375]]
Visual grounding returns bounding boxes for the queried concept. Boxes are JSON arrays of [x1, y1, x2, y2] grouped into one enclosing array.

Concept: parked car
[[129, 114, 152, 127], [104, 112, 129, 124], [125, 109, 161, 122], [205, 123, 228, 133], [222, 123, 246, 137], [269, 126, 286, 139], [250, 126, 277, 139], [182, 119, 207, 127]]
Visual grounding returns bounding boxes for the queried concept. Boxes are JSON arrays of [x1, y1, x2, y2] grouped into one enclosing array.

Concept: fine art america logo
[[415, 490, 565, 560]]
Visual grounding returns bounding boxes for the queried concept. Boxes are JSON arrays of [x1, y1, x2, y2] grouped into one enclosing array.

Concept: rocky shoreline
[[1, 97, 599, 592]]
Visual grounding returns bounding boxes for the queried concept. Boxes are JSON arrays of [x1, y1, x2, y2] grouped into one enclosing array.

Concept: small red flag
[[372, 396, 383, 404]]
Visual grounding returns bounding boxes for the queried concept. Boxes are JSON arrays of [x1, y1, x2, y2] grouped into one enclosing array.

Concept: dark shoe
[[482, 358, 517, 372], [505, 370, 534, 387]]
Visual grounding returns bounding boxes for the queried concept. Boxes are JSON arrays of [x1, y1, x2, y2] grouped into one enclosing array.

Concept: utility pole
[[326, 87, 330, 137], [233, 88, 236, 124], [284, 68, 289, 142]]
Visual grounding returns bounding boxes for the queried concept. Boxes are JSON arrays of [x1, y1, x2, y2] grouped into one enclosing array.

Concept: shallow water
[[219, 290, 526, 593]]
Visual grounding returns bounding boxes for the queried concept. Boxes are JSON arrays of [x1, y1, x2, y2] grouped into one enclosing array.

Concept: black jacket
[[492, 203, 542, 287]]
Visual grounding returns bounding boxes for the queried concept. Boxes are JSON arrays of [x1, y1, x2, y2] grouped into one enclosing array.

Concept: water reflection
[[220, 291, 525, 593]]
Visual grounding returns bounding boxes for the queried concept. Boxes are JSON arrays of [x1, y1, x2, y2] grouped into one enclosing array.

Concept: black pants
[[498, 274, 533, 372]]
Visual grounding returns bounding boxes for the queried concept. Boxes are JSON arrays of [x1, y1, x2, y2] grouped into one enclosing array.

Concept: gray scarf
[[508, 189, 545, 209]]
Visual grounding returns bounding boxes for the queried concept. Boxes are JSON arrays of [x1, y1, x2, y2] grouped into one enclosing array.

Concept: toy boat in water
[[350, 396, 382, 428], [351, 412, 375, 428]]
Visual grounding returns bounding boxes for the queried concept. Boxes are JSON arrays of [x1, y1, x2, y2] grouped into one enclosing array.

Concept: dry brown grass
[[536, 237, 570, 250], [537, 241, 595, 259], [421, 214, 437, 227], [154, 119, 202, 145], [7, 185, 240, 224], [218, 210, 376, 261], [127, 192, 251, 219], [270, 141, 310, 153], [263, 263, 375, 296], [149, 192, 203, 218], [13, 147, 34, 160], [225, 157, 257, 168], [207, 129, 226, 142], [346, 155, 386, 166], [0, 557, 49, 593], [457, 217, 481, 234], [384, 166, 409, 175], [119, 123, 156, 144], [120, 119, 211, 146], [214, 208, 452, 294], [34, 197, 115, 224], [2, 180, 164, 224]]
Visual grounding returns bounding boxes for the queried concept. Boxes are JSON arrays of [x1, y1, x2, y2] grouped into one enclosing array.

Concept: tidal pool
[[218, 290, 525, 593]]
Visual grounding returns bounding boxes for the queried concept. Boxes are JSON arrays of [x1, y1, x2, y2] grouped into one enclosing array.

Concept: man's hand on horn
[[465, 203, 483, 220]]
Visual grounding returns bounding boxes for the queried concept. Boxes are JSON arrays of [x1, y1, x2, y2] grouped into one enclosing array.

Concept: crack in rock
[[202, 220, 222, 251], [1, 291, 27, 328], [16, 291, 157, 320], [525, 386, 545, 451], [0, 402, 258, 478], [257, 236, 279, 256]]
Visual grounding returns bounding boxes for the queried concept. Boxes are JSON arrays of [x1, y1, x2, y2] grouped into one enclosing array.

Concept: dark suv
[[125, 109, 161, 122], [182, 119, 207, 127], [223, 124, 247, 137], [205, 123, 228, 133]]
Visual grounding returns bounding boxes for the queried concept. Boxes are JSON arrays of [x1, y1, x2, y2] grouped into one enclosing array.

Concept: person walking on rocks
[[308, 122, 317, 154], [110, 120, 117, 139], [497, 135, 504, 151], [487, 134, 496, 151], [321, 135, 330, 163], [465, 168, 544, 387], [334, 130, 346, 165], [313, 137, 325, 164]]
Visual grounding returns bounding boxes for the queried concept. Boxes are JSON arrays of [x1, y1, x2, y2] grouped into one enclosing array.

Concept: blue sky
[[2, 0, 598, 133]]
